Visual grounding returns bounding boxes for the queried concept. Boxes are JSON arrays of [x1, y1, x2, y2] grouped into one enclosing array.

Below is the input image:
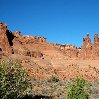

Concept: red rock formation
[[94, 34, 99, 43], [0, 23, 46, 58], [92, 34, 99, 59], [1, 22, 99, 60], [1, 22, 99, 81], [0, 22, 12, 54], [78, 34, 92, 59], [78, 33, 99, 59]]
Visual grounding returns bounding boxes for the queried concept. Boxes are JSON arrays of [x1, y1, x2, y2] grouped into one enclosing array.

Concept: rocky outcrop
[[55, 44, 79, 58], [0, 23, 13, 55], [0, 23, 47, 59], [13, 32, 46, 44], [1, 22, 99, 60], [78, 34, 93, 59], [78, 34, 99, 59]]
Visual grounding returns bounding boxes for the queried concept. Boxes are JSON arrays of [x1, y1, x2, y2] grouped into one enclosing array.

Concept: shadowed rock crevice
[[32, 95, 52, 99], [6, 30, 14, 46], [0, 48, 2, 58], [20, 95, 52, 99]]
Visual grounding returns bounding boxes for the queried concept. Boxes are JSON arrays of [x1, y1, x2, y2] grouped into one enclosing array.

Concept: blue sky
[[0, 0, 99, 47]]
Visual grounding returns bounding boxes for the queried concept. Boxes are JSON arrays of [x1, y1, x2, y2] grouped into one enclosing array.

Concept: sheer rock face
[[0, 23, 12, 55]]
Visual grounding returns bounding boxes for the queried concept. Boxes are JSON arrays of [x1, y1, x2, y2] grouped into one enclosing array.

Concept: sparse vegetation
[[0, 60, 32, 99], [89, 81, 99, 99], [0, 59, 99, 99]]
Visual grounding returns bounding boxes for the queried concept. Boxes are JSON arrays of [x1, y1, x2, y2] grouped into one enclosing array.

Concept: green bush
[[49, 76, 60, 83], [66, 77, 89, 99], [0, 60, 32, 99]]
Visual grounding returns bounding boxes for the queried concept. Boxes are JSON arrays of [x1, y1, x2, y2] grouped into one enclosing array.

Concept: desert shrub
[[66, 77, 89, 99], [0, 60, 32, 99], [49, 76, 60, 83]]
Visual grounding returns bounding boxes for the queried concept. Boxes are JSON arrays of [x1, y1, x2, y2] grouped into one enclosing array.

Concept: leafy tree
[[66, 77, 89, 99], [0, 60, 32, 99]]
